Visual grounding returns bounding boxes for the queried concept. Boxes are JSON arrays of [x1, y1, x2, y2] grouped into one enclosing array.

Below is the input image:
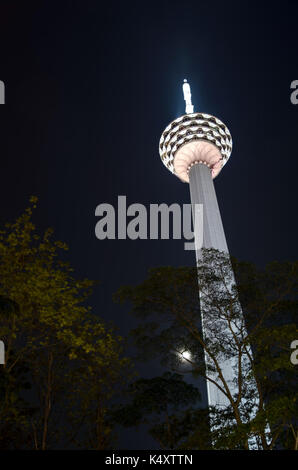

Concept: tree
[[0, 295, 33, 448], [114, 249, 298, 449], [64, 319, 131, 449], [0, 198, 131, 449], [109, 372, 206, 449]]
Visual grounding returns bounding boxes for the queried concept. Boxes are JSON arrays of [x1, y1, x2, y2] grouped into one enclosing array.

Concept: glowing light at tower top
[[182, 79, 194, 114]]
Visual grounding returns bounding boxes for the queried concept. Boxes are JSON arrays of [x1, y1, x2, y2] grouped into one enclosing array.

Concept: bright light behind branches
[[181, 350, 191, 361]]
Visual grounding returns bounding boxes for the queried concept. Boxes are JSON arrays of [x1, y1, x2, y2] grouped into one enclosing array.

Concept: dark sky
[[0, 0, 297, 449]]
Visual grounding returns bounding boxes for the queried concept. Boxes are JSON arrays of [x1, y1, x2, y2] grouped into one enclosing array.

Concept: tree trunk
[[41, 351, 53, 450]]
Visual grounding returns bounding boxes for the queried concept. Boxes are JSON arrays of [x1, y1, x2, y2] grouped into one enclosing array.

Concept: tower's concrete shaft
[[189, 163, 237, 409], [189, 163, 228, 253]]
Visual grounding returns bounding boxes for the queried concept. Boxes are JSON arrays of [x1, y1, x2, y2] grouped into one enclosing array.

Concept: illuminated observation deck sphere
[[159, 82, 232, 183]]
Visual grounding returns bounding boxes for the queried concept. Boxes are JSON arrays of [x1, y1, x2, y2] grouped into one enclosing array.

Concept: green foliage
[[0, 198, 132, 449], [110, 372, 203, 449]]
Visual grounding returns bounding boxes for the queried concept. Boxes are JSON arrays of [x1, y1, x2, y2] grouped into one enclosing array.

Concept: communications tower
[[159, 80, 259, 443]]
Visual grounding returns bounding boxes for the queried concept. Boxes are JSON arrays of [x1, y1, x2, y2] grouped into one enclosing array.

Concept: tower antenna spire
[[182, 79, 194, 114]]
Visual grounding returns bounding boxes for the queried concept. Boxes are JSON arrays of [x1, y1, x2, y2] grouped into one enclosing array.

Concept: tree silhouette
[[110, 372, 206, 449], [114, 249, 298, 449], [0, 198, 132, 449]]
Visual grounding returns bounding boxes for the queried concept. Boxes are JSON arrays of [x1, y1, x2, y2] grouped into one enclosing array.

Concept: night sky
[[0, 1, 297, 449]]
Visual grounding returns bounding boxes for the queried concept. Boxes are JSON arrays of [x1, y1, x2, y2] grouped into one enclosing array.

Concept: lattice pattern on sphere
[[159, 112, 232, 177]]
